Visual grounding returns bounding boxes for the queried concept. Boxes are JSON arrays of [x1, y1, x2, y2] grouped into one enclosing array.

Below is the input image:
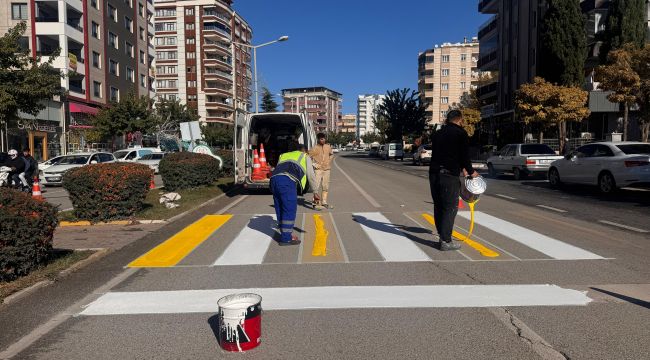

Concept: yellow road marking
[[128, 215, 232, 267], [312, 214, 328, 256], [421, 213, 499, 258]]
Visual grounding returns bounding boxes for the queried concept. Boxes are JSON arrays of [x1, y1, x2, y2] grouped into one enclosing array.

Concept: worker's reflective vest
[[271, 151, 307, 190]]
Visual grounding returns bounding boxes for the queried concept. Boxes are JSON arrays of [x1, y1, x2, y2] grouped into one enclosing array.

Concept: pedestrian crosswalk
[[128, 211, 606, 268]]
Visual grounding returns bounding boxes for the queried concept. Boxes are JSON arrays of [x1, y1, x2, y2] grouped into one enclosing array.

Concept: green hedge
[[63, 163, 152, 222], [0, 188, 58, 281], [159, 152, 220, 191], [214, 149, 234, 177]]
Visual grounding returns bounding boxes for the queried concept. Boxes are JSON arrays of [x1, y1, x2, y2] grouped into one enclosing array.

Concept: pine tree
[[601, 0, 646, 62], [260, 87, 278, 112], [538, 0, 587, 86]]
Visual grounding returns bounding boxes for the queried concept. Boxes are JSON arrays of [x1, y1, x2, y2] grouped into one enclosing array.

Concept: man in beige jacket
[[309, 133, 334, 209]]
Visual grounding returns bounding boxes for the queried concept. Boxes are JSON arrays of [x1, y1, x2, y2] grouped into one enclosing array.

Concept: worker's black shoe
[[439, 240, 461, 251], [278, 239, 301, 246]]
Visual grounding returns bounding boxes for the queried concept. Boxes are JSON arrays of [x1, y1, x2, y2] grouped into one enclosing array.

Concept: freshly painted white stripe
[[495, 194, 516, 200], [213, 214, 276, 265], [598, 220, 648, 233], [79, 285, 592, 316], [458, 212, 603, 260], [353, 212, 431, 262], [536, 205, 567, 213]]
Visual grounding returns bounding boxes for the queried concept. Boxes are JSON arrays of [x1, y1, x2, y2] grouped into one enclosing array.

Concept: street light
[[231, 36, 289, 113]]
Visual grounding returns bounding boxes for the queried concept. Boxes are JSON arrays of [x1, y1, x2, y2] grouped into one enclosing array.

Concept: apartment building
[[338, 114, 357, 134], [356, 94, 385, 138], [153, 0, 253, 125], [418, 38, 480, 126], [1, 0, 155, 159], [281, 87, 342, 134]]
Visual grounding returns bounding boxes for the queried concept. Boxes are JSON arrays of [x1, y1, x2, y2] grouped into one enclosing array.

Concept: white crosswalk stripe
[[213, 214, 276, 265]]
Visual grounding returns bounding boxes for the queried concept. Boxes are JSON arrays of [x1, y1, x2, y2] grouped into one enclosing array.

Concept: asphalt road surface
[[2, 154, 649, 359]]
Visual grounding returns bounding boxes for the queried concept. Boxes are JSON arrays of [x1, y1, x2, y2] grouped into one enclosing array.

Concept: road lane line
[[495, 194, 516, 200], [402, 213, 473, 260], [79, 285, 592, 315], [458, 212, 604, 260], [213, 214, 277, 265], [128, 215, 232, 268], [329, 212, 350, 263], [297, 213, 305, 264], [598, 220, 648, 233], [353, 212, 431, 262], [421, 214, 500, 258], [334, 158, 381, 208], [536, 205, 567, 213], [311, 214, 328, 256]]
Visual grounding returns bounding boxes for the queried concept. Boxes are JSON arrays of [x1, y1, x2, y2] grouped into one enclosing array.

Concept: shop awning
[[69, 102, 99, 115]]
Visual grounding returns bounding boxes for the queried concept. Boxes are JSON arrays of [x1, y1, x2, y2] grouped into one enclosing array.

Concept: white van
[[381, 143, 404, 160], [235, 112, 316, 190]]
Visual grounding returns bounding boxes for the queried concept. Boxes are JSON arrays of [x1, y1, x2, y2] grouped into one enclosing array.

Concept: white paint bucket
[[217, 293, 262, 352]]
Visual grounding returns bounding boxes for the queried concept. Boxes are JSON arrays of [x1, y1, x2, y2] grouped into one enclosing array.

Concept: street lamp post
[[231, 36, 288, 113]]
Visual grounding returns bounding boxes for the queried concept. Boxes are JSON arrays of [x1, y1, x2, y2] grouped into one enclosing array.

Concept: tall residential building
[[281, 87, 342, 134], [338, 114, 357, 134], [418, 38, 480, 126], [356, 94, 385, 138], [153, 0, 253, 125], [1, 0, 155, 159]]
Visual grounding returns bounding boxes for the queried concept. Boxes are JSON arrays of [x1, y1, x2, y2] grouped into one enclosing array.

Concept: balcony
[[204, 54, 232, 68], [203, 23, 231, 39], [476, 81, 497, 99], [204, 68, 233, 80], [66, 5, 83, 32], [478, 15, 497, 40], [35, 1, 59, 22], [36, 35, 59, 56], [477, 50, 497, 70], [203, 9, 231, 24], [478, 0, 498, 13]]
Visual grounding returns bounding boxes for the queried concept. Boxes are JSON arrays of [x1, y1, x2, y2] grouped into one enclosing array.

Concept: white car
[[413, 144, 432, 166], [41, 152, 115, 186], [136, 152, 166, 174], [548, 142, 650, 194], [39, 155, 65, 172], [113, 148, 157, 162], [487, 143, 563, 180]]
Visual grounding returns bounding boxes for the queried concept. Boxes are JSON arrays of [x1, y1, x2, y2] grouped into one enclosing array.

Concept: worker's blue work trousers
[[270, 175, 298, 243]]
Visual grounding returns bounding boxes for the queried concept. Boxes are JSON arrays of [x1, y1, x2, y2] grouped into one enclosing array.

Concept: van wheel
[[598, 172, 617, 194]]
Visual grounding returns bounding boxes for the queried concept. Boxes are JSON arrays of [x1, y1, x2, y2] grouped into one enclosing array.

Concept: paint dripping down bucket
[[217, 293, 262, 352]]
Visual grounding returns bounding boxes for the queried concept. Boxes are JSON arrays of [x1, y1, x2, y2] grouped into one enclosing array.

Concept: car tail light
[[526, 159, 536, 165], [624, 160, 650, 167]]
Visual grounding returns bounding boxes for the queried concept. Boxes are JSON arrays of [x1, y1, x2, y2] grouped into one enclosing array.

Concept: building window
[[109, 59, 119, 75], [187, 80, 197, 88], [460, 68, 466, 75], [91, 0, 98, 10], [185, 23, 195, 30], [108, 4, 117, 22], [124, 17, 133, 33], [185, 8, 194, 16], [126, 67, 135, 82], [155, 37, 176, 46], [140, 50, 145, 64], [186, 38, 195, 44], [155, 22, 176, 31], [441, 110, 448, 118], [155, 8, 176, 17], [125, 42, 134, 58], [109, 32, 118, 49], [441, 55, 450, 63], [12, 3, 28, 20], [441, 97, 449, 104], [156, 79, 177, 88], [140, 74, 146, 87], [156, 65, 177, 74], [91, 22, 100, 39], [110, 87, 119, 102], [187, 66, 195, 73], [441, 69, 449, 76], [156, 51, 177, 60], [92, 51, 101, 68], [128, 0, 134, 8], [93, 81, 102, 98], [139, 27, 145, 40], [186, 52, 196, 59], [460, 82, 466, 89], [441, 83, 449, 90], [460, 54, 467, 61], [139, 3, 144, 17], [188, 95, 197, 101]]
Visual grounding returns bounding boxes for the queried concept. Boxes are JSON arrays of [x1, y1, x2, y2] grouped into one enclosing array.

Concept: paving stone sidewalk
[[53, 223, 165, 250]]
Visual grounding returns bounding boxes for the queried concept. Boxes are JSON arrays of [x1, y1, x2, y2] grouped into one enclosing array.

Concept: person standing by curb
[[429, 110, 478, 251], [309, 133, 334, 210]]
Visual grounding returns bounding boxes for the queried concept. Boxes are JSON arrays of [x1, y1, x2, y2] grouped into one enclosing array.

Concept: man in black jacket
[[6, 149, 26, 188], [23, 148, 38, 187], [429, 110, 478, 251]]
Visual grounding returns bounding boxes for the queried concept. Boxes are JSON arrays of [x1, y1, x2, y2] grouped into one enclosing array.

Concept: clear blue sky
[[234, 0, 489, 114]]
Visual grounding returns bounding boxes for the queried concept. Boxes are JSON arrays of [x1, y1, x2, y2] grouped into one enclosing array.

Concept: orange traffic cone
[[458, 198, 465, 209], [32, 177, 43, 200], [251, 149, 264, 180], [149, 174, 155, 190], [259, 143, 269, 172]]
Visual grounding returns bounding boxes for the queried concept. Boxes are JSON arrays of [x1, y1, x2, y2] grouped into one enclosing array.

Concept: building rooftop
[[282, 87, 342, 97]]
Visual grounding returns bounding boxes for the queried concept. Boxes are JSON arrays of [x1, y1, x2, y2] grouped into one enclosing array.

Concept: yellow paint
[[466, 200, 479, 240], [421, 213, 499, 258], [128, 215, 232, 267], [311, 214, 328, 256]]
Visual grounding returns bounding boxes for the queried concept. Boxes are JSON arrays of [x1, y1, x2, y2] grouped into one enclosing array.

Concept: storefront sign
[[17, 120, 58, 133]]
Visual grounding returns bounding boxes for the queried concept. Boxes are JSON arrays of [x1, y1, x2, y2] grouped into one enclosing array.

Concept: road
[[2, 153, 649, 359]]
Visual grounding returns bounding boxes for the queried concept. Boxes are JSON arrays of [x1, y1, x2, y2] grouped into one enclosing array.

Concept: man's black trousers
[[429, 172, 460, 243]]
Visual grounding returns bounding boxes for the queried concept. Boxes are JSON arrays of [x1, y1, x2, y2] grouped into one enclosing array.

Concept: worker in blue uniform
[[270, 143, 317, 246]]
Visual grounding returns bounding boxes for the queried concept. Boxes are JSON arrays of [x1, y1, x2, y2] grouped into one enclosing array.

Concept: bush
[[0, 188, 58, 281], [159, 152, 221, 191], [214, 149, 234, 177], [63, 163, 152, 222]]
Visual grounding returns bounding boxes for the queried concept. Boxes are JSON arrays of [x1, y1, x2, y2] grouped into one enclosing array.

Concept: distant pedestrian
[[429, 110, 478, 251], [22, 148, 38, 187], [309, 133, 334, 210], [270, 143, 317, 245]]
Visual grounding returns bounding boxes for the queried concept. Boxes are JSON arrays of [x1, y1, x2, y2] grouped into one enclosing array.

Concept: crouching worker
[[270, 143, 317, 246]]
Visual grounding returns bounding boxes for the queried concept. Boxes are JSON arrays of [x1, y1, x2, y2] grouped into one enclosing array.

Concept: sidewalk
[[53, 223, 165, 251]]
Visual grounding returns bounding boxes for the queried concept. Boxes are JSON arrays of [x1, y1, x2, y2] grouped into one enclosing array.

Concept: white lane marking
[[353, 212, 431, 262], [213, 214, 276, 265], [458, 212, 604, 260], [598, 220, 649, 233], [79, 285, 592, 316], [536, 205, 567, 213], [495, 194, 516, 200], [334, 158, 381, 208]]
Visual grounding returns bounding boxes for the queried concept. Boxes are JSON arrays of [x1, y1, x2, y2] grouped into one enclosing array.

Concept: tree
[[202, 123, 233, 148], [601, 0, 646, 62], [377, 88, 427, 142], [92, 93, 153, 142], [515, 77, 590, 153], [151, 98, 198, 149], [361, 132, 382, 144], [372, 110, 391, 144], [260, 87, 278, 112], [625, 44, 650, 142], [538, 0, 586, 86], [0, 22, 63, 137], [452, 90, 482, 137], [595, 47, 640, 141]]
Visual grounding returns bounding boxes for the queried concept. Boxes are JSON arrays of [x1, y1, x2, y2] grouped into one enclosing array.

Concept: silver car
[[136, 152, 166, 174], [41, 152, 115, 186], [487, 143, 563, 180]]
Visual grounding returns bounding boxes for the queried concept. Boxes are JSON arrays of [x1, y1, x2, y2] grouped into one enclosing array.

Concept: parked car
[[413, 144, 432, 166], [368, 143, 380, 157], [487, 143, 563, 180], [136, 152, 166, 174], [381, 143, 404, 160], [113, 147, 157, 162], [548, 142, 650, 194], [38, 155, 65, 172], [41, 152, 115, 186]]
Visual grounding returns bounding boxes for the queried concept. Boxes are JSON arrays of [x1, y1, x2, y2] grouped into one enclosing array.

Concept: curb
[[58, 219, 167, 227]]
